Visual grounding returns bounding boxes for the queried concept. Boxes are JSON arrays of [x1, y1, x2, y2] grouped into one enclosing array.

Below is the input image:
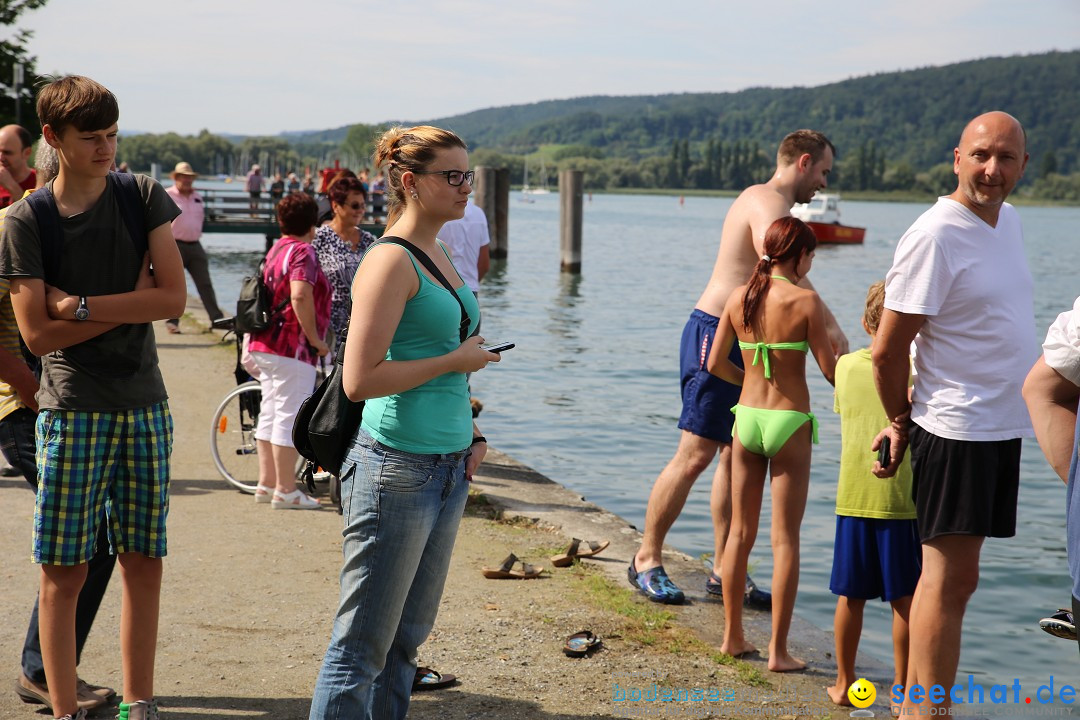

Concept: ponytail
[[741, 255, 774, 332], [740, 217, 817, 333]]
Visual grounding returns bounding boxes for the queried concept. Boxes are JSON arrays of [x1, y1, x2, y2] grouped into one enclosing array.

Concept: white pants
[[251, 351, 317, 448]]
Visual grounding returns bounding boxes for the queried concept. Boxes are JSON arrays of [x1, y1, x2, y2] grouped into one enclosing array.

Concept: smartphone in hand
[[480, 342, 515, 353], [877, 435, 892, 468]]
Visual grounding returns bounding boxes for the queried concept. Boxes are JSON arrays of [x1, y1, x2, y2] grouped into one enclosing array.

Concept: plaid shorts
[[34, 401, 173, 565]]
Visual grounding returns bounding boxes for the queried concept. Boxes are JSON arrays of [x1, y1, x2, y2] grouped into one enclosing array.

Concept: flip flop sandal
[[563, 630, 602, 657], [705, 571, 723, 596], [1039, 609, 1077, 641], [551, 538, 611, 567], [481, 553, 544, 579], [413, 666, 457, 691]]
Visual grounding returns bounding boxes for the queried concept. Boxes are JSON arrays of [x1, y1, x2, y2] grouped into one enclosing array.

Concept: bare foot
[[826, 683, 852, 706], [720, 638, 757, 657], [767, 652, 806, 672]]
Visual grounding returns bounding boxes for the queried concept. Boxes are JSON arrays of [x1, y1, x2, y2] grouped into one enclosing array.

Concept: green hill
[[117, 50, 1080, 199]]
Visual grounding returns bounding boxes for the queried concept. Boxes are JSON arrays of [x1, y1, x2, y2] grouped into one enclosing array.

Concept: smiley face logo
[[847, 678, 876, 709]]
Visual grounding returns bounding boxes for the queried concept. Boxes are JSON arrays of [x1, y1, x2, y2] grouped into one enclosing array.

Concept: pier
[[198, 188, 384, 245]]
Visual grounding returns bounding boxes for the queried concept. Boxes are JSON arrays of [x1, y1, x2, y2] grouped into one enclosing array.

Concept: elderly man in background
[[873, 111, 1034, 712], [165, 161, 223, 332], [0, 125, 36, 209]]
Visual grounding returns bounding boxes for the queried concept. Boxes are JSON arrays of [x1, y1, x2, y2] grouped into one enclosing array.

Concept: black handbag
[[292, 238, 471, 499]]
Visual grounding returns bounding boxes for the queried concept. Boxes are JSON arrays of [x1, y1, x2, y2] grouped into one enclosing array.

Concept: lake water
[[195, 189, 1078, 693]]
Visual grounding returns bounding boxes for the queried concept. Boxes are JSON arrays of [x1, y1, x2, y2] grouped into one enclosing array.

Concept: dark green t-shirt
[[0, 174, 180, 411]]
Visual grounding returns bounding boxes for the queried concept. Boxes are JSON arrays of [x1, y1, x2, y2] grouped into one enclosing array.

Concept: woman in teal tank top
[[310, 126, 501, 720], [705, 217, 837, 673]]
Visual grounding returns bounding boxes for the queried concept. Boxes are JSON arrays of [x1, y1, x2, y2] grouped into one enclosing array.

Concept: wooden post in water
[[474, 166, 499, 257], [493, 167, 510, 259], [559, 170, 583, 273]]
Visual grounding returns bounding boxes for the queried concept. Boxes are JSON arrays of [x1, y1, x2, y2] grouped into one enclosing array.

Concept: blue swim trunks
[[677, 309, 743, 443], [830, 515, 922, 601]]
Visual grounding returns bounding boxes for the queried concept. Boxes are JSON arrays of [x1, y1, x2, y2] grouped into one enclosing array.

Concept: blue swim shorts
[[677, 309, 742, 443], [830, 515, 922, 602], [34, 402, 173, 566]]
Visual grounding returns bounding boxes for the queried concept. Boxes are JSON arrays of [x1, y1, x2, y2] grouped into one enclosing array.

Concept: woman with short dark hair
[[311, 176, 377, 342], [247, 192, 331, 509]]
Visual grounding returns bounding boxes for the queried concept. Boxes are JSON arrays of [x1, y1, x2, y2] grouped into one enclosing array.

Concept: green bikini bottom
[[731, 404, 819, 458]]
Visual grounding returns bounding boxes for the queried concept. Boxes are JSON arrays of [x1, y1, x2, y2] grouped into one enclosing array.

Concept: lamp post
[[13, 63, 23, 126]]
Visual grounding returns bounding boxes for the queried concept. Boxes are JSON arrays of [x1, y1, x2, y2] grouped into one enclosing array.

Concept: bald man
[[872, 112, 1034, 713], [0, 125, 36, 209]]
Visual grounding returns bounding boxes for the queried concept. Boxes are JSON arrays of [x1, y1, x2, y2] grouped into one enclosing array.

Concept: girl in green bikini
[[707, 216, 836, 672]]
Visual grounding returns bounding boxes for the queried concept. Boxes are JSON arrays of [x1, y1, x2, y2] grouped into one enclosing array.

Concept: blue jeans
[[0, 407, 117, 683], [309, 428, 469, 720]]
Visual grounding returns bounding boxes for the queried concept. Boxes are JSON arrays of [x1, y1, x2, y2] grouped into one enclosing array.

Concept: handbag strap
[[377, 236, 470, 342]]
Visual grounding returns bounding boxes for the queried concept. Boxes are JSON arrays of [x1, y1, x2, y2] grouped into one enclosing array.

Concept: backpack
[[25, 171, 147, 284], [235, 243, 292, 334]]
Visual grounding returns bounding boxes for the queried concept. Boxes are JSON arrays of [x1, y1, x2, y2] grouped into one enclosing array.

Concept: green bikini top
[[738, 276, 810, 379]]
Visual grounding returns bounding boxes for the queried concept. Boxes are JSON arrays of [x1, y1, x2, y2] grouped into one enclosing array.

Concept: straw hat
[[170, 161, 197, 178]]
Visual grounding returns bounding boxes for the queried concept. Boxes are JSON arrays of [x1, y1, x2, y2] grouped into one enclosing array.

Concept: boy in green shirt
[[826, 282, 921, 712]]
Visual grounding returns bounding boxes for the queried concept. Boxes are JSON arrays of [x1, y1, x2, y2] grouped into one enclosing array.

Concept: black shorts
[[908, 423, 1021, 542]]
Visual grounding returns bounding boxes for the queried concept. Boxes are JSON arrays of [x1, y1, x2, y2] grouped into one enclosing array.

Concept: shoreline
[[0, 299, 886, 719]]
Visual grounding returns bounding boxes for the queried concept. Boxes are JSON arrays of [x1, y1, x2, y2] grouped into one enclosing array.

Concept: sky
[[13, 0, 1080, 137]]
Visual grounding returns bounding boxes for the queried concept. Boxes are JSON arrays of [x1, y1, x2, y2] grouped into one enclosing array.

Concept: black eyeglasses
[[414, 169, 475, 187], [344, 202, 364, 210]]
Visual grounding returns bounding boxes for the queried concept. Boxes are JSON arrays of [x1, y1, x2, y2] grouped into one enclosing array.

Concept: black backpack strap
[[24, 186, 62, 284], [108, 171, 147, 257], [378, 236, 470, 342]]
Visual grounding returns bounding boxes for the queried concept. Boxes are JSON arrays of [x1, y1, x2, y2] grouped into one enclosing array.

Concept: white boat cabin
[[790, 193, 842, 224]]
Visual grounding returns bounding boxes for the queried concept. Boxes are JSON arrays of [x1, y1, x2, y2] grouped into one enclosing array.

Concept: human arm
[[10, 277, 123, 356], [796, 275, 848, 356], [0, 346, 38, 412], [1023, 357, 1079, 483], [44, 221, 186, 323], [806, 291, 836, 385], [0, 166, 25, 200], [705, 297, 743, 385], [871, 309, 926, 477], [290, 279, 329, 357], [466, 422, 486, 480], [341, 245, 498, 402], [477, 244, 490, 283]]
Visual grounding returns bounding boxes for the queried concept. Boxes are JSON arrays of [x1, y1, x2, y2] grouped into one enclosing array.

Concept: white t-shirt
[[438, 201, 490, 292], [1043, 296, 1080, 387], [885, 198, 1037, 441]]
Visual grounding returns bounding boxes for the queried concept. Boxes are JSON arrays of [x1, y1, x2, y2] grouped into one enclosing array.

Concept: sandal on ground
[[165, 321, 180, 334], [1039, 608, 1077, 641], [551, 538, 610, 567], [413, 666, 457, 691], [563, 630, 602, 657], [271, 488, 321, 510], [254, 484, 274, 504], [481, 553, 544, 579]]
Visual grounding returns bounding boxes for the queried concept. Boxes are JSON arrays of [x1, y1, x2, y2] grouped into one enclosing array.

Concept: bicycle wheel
[[210, 381, 262, 493]]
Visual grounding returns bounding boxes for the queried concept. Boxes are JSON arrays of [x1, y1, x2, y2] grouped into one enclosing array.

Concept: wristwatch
[[74, 296, 90, 321]]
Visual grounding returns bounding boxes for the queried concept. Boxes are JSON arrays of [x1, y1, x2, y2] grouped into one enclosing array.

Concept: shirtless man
[[629, 130, 848, 605]]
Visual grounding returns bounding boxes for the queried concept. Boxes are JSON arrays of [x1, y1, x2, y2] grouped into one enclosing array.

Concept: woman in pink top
[[247, 192, 332, 509]]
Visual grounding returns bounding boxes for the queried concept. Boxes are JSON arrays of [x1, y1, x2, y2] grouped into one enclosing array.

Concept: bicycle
[[208, 317, 262, 493], [209, 317, 330, 495]]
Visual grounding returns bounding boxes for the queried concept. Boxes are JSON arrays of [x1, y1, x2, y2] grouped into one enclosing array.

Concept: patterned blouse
[[312, 224, 378, 340]]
